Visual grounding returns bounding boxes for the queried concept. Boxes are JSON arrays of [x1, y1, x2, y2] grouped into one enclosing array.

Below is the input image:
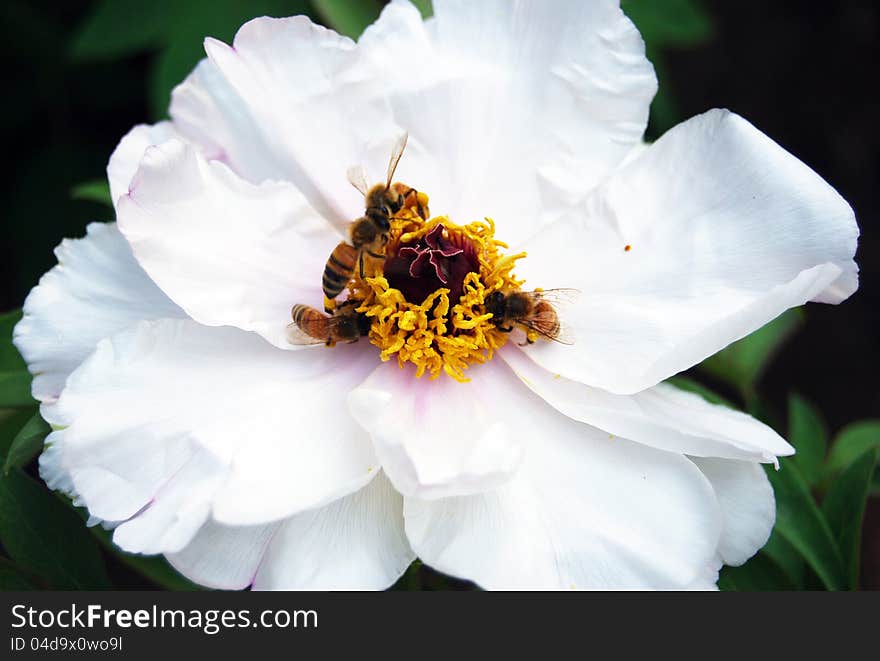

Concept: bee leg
[[358, 251, 366, 279], [497, 325, 514, 333], [401, 187, 427, 219], [414, 190, 427, 219]]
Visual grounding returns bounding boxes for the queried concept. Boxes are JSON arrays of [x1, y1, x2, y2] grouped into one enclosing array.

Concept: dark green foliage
[[0, 469, 111, 589]]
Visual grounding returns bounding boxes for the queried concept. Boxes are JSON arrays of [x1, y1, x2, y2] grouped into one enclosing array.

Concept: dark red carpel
[[384, 224, 479, 304]]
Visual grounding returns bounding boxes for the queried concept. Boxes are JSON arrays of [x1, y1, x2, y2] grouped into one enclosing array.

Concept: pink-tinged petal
[[692, 457, 775, 567], [348, 360, 525, 499], [44, 319, 378, 527], [170, 58, 285, 183], [110, 449, 229, 555], [167, 520, 276, 591], [107, 122, 180, 208], [501, 344, 793, 463], [13, 222, 184, 413], [358, 0, 657, 245], [117, 139, 337, 349], [404, 402, 722, 589], [519, 109, 858, 394]]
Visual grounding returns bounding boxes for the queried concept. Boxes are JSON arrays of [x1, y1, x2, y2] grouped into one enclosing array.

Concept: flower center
[[346, 192, 527, 382]]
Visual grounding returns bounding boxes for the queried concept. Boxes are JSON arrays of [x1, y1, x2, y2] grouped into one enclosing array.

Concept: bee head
[[336, 314, 359, 339], [485, 291, 507, 317], [356, 312, 372, 337]]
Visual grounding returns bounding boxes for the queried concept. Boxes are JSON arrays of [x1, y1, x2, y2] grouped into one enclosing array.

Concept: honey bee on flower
[[13, 0, 858, 590]]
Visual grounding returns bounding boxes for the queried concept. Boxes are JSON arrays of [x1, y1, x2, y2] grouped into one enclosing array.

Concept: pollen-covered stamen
[[345, 193, 528, 382]]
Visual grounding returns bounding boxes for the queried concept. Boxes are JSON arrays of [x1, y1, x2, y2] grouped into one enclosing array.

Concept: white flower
[[14, 0, 858, 590]]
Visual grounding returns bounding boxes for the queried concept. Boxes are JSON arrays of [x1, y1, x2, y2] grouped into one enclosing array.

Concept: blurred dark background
[[0, 0, 876, 588]]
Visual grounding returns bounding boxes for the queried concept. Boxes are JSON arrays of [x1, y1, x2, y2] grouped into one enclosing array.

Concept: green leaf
[[699, 308, 804, 397], [760, 531, 805, 589], [4, 412, 49, 473], [0, 556, 42, 590], [718, 553, 795, 591], [409, 0, 433, 19], [0, 469, 111, 589], [149, 37, 205, 119], [0, 372, 34, 408], [70, 179, 113, 206], [644, 49, 680, 134], [827, 420, 880, 475], [821, 448, 877, 589], [70, 0, 172, 60], [0, 309, 26, 372], [765, 458, 847, 590], [621, 0, 713, 48], [89, 526, 203, 591], [0, 408, 36, 460], [148, 1, 314, 119], [664, 375, 735, 408], [787, 394, 828, 487], [311, 0, 382, 39]]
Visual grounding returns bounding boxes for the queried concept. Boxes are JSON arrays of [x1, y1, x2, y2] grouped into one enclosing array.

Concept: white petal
[[47, 318, 378, 527], [348, 360, 525, 499], [405, 406, 722, 589], [253, 472, 414, 590], [519, 109, 859, 393], [38, 438, 78, 502], [168, 474, 412, 591], [167, 520, 277, 590], [358, 0, 657, 245], [13, 222, 183, 410], [170, 58, 284, 183], [203, 16, 397, 234], [685, 561, 722, 591], [692, 457, 775, 567], [117, 139, 338, 349], [111, 449, 229, 555], [501, 345, 792, 463], [107, 122, 180, 208]]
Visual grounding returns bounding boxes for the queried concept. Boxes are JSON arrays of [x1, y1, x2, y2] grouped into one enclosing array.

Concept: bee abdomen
[[290, 303, 310, 327], [533, 301, 560, 337], [322, 242, 358, 299]]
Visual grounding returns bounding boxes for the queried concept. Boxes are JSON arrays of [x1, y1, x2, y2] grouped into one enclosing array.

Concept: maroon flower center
[[384, 224, 479, 304]]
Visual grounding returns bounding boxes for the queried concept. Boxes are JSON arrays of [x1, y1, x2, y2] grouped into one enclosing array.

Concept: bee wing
[[524, 289, 579, 345], [346, 165, 369, 196], [531, 288, 581, 306], [285, 322, 325, 346], [386, 131, 408, 187], [521, 315, 576, 346], [285, 323, 325, 346]]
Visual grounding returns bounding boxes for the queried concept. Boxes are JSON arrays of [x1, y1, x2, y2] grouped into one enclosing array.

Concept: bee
[[322, 132, 427, 310], [484, 289, 578, 345], [287, 300, 371, 347]]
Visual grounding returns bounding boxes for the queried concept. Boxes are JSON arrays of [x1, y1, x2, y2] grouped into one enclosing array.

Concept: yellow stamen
[[346, 197, 527, 382]]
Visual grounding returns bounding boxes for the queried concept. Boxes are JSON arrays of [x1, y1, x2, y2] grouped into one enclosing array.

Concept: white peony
[[14, 0, 858, 590]]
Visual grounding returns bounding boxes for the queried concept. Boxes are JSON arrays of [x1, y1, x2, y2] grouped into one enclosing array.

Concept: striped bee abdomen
[[322, 242, 358, 300]]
